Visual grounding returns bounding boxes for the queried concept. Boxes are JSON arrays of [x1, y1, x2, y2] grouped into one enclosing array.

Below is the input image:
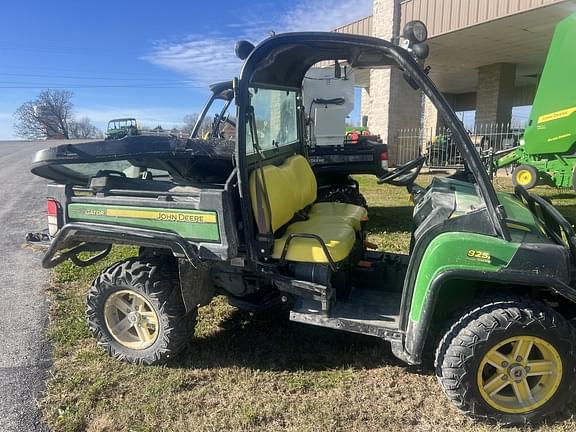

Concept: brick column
[[422, 96, 439, 133], [365, 0, 423, 164], [475, 63, 516, 127], [360, 87, 371, 127]]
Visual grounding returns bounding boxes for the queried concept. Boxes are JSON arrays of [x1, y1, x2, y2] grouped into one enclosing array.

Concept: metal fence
[[393, 122, 527, 170]]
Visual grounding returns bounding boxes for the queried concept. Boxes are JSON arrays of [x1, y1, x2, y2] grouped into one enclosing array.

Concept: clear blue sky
[[0, 0, 373, 138]]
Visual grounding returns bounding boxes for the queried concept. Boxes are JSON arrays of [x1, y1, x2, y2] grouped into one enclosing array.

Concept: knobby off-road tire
[[434, 298, 576, 424], [86, 257, 197, 365], [318, 186, 368, 209]]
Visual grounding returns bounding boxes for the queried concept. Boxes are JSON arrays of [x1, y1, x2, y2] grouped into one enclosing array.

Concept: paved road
[[0, 140, 56, 432]]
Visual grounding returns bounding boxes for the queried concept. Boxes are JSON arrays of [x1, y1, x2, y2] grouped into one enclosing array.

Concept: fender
[[403, 268, 576, 365], [42, 222, 203, 268], [42, 222, 214, 313]]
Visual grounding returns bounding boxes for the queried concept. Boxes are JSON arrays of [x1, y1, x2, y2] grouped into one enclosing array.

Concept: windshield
[[46, 161, 171, 183], [246, 87, 298, 154]]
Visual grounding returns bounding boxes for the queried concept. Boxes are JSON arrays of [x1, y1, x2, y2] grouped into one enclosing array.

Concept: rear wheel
[[86, 257, 196, 365], [512, 164, 538, 189], [435, 299, 576, 424], [317, 185, 367, 208]]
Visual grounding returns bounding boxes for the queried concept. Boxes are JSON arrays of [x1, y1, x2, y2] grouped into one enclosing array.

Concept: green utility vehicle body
[[29, 23, 576, 423], [496, 13, 576, 189]]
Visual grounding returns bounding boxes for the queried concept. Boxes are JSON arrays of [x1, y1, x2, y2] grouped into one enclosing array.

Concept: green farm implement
[[495, 14, 576, 190]]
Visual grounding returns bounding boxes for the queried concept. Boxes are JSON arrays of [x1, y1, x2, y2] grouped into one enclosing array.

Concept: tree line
[[13, 89, 212, 140]]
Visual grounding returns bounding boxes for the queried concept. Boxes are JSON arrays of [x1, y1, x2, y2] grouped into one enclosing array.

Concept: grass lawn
[[42, 174, 576, 432]]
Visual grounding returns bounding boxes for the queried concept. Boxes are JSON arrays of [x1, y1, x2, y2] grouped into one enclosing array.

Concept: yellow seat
[[309, 202, 368, 231], [272, 220, 356, 263], [249, 154, 362, 263]]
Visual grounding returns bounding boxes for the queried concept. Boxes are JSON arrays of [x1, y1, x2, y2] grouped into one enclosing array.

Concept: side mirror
[[235, 40, 255, 60], [412, 42, 429, 60]]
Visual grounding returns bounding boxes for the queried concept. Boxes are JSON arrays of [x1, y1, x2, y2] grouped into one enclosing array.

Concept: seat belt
[[247, 107, 274, 254], [254, 169, 270, 234]]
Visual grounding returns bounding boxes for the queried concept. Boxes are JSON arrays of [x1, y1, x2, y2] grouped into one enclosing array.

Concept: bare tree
[[182, 113, 212, 137], [69, 117, 102, 139], [14, 89, 74, 139]]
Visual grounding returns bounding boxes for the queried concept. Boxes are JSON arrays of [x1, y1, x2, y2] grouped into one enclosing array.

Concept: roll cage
[[233, 32, 510, 262], [190, 81, 235, 139]]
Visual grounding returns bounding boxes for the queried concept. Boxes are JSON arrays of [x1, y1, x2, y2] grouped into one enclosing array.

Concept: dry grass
[[41, 174, 576, 432]]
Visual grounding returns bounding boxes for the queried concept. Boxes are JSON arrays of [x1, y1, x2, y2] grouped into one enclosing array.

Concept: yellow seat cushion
[[249, 155, 358, 264], [307, 214, 361, 231], [248, 155, 318, 233], [272, 220, 356, 263], [309, 202, 368, 231]]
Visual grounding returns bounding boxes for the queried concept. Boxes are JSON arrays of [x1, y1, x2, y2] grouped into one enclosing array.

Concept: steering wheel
[[211, 114, 236, 138], [223, 114, 236, 128], [377, 155, 426, 186]]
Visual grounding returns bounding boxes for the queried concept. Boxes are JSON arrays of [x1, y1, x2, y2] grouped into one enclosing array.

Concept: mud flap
[[178, 258, 214, 312]]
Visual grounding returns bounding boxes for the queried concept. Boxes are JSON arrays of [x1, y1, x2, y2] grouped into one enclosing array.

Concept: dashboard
[[412, 177, 485, 240]]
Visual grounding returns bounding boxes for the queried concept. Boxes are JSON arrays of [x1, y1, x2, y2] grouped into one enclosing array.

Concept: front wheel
[[86, 257, 197, 365], [435, 299, 576, 424]]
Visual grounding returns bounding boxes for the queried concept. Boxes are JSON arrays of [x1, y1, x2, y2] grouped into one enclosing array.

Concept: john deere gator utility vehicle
[[105, 118, 139, 140], [30, 21, 576, 424], [495, 13, 576, 190]]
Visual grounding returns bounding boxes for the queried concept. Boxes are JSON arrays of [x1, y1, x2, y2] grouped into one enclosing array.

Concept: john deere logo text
[[102, 207, 216, 224], [157, 212, 207, 223]]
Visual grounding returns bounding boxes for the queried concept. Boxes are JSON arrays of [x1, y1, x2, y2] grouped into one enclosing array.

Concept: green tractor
[[105, 118, 139, 140], [495, 13, 576, 190], [29, 21, 576, 424]]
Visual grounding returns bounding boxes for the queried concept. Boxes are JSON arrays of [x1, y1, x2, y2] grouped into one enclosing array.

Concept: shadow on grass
[[172, 307, 419, 374], [366, 206, 413, 234]]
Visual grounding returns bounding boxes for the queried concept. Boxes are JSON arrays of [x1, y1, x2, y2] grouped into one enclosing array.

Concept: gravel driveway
[[0, 140, 61, 432]]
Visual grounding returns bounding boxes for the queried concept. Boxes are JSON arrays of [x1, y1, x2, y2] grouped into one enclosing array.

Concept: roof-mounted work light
[[403, 20, 428, 44], [401, 20, 430, 61]]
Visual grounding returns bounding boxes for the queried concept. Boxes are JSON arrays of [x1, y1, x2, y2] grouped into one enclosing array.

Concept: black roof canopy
[[239, 32, 399, 88], [208, 81, 234, 101]]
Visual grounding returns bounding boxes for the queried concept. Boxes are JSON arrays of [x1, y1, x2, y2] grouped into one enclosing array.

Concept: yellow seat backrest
[[286, 155, 317, 209], [248, 155, 317, 233]]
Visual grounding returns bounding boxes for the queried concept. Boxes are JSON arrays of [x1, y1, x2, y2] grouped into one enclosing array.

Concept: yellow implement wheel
[[104, 290, 159, 350], [477, 336, 562, 414], [512, 164, 538, 189], [516, 170, 533, 186]]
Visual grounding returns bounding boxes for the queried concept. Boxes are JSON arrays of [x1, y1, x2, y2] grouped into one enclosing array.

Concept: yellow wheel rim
[[516, 169, 533, 186], [104, 290, 159, 350], [477, 336, 562, 414]]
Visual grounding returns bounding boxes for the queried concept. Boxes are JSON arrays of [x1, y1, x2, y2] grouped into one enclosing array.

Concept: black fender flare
[[403, 269, 576, 365], [43, 222, 213, 312], [42, 222, 201, 268]]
